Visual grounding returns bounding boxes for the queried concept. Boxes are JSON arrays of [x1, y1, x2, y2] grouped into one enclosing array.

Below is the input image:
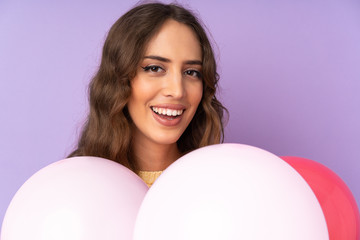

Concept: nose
[[162, 71, 185, 99]]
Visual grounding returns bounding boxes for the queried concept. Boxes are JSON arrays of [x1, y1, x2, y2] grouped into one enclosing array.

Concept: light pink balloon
[[1, 156, 148, 240], [134, 144, 328, 240]]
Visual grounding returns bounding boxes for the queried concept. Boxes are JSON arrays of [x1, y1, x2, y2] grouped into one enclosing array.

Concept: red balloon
[[280, 156, 360, 240]]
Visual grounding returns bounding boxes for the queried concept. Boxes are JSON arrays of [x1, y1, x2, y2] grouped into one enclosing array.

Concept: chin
[[150, 133, 182, 146]]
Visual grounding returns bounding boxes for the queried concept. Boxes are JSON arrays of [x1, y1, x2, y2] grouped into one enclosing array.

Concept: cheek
[[131, 76, 160, 101], [189, 82, 203, 106], [129, 79, 151, 106], [127, 82, 146, 118]]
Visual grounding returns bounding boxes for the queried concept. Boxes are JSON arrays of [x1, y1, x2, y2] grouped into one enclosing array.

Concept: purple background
[[1, 0, 359, 228]]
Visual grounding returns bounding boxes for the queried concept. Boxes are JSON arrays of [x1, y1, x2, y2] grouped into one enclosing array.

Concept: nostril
[[162, 74, 185, 98]]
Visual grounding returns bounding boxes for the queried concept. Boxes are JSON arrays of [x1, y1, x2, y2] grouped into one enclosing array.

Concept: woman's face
[[127, 19, 203, 147]]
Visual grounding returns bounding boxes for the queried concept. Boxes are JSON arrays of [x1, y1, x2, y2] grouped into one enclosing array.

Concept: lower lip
[[151, 110, 183, 127]]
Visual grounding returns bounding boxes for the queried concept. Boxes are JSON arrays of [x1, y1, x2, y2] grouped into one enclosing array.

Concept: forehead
[[144, 19, 202, 60]]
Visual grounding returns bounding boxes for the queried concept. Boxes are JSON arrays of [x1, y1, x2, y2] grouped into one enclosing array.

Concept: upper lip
[[150, 103, 186, 110]]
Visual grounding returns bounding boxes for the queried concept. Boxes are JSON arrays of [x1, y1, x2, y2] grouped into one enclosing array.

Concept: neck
[[132, 135, 181, 172]]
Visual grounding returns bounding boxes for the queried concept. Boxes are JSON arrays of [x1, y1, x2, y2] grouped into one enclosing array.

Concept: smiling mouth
[[151, 107, 184, 119]]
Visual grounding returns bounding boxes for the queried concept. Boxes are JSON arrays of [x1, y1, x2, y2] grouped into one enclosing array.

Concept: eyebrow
[[144, 55, 202, 65]]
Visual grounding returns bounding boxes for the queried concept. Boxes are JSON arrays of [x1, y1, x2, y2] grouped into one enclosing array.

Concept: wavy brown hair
[[69, 3, 227, 170]]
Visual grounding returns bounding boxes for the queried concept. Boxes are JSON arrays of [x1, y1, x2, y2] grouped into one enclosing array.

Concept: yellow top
[[137, 170, 163, 187]]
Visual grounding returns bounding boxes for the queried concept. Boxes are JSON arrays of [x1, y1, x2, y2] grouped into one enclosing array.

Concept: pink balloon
[[280, 156, 360, 240], [1, 156, 148, 240], [134, 144, 328, 240]]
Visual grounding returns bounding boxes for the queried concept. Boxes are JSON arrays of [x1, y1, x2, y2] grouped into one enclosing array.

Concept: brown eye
[[142, 65, 164, 73], [185, 70, 202, 79]]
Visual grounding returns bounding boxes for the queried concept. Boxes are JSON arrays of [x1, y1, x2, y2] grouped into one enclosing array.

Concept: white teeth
[[151, 107, 183, 116]]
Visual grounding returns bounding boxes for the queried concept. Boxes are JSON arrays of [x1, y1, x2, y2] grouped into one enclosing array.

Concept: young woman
[[69, 3, 227, 187]]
